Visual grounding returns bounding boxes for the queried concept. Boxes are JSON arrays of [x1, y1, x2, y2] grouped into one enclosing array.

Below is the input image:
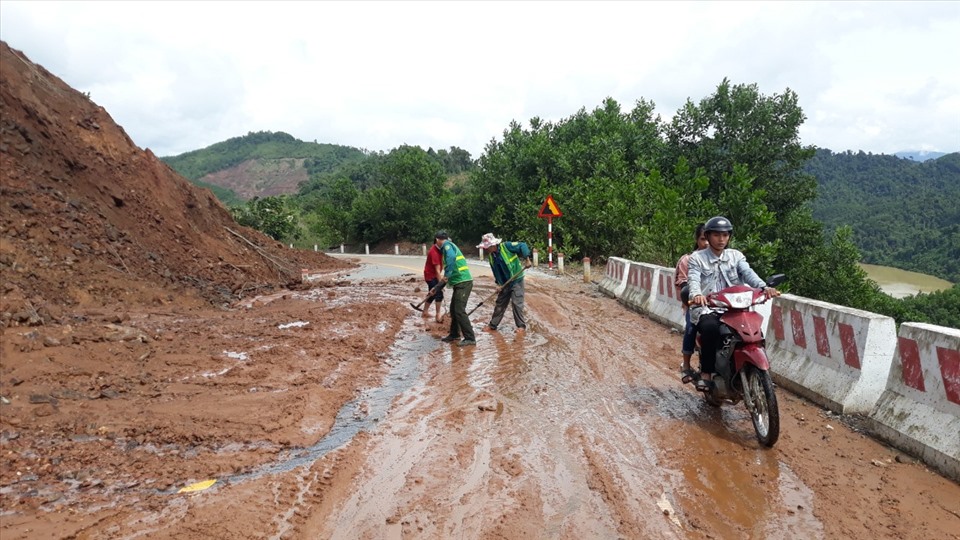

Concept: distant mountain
[[806, 149, 960, 283], [161, 131, 367, 202], [894, 150, 948, 162]]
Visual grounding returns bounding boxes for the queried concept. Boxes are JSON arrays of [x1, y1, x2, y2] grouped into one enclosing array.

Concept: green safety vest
[[442, 241, 472, 285], [488, 242, 524, 278]]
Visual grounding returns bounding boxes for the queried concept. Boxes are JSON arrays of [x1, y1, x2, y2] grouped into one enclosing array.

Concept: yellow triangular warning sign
[[538, 194, 563, 218]]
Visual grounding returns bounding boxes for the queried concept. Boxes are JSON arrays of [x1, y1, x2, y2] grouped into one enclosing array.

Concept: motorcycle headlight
[[725, 291, 754, 309]]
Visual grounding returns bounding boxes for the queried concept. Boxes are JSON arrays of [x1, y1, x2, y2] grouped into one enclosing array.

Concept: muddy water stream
[[309, 272, 830, 539], [227, 326, 439, 483]]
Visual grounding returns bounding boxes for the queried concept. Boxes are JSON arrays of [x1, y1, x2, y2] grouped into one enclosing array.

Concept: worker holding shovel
[[436, 231, 477, 347], [421, 233, 445, 323], [476, 233, 532, 333]]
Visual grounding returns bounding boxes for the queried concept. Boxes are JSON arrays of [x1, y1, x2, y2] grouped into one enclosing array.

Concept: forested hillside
[[807, 150, 960, 282], [160, 131, 367, 200]]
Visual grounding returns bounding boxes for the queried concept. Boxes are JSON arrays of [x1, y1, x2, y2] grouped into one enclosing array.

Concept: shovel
[[409, 282, 444, 312], [467, 266, 529, 317]]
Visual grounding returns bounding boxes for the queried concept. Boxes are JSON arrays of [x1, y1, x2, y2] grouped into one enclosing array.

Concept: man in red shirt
[[422, 234, 445, 323]]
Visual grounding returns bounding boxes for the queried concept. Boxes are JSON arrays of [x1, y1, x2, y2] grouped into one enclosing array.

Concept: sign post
[[537, 194, 563, 270]]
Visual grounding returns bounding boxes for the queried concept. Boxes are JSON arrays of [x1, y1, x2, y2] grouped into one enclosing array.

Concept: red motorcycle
[[682, 275, 785, 447]]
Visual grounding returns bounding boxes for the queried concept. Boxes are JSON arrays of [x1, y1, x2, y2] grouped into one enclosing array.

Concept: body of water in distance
[[860, 263, 954, 298]]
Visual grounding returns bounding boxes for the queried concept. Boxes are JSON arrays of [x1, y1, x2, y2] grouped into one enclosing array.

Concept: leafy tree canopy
[[185, 83, 956, 328], [230, 195, 301, 242]]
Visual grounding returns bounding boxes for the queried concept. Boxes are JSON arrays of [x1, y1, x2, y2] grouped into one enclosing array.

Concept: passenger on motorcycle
[[687, 216, 780, 392], [674, 223, 708, 384]]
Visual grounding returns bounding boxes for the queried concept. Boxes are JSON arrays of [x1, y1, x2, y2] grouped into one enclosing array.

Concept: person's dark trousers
[[696, 312, 722, 374], [448, 281, 475, 341], [489, 280, 526, 329]]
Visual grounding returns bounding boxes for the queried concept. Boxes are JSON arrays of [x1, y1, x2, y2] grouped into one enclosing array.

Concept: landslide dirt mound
[[0, 41, 350, 320], [0, 41, 385, 538]]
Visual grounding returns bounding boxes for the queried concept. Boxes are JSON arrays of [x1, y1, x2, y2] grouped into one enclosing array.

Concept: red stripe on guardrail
[[840, 323, 860, 369], [814, 316, 830, 357], [791, 309, 806, 349], [938, 346, 960, 405], [898, 337, 925, 391]]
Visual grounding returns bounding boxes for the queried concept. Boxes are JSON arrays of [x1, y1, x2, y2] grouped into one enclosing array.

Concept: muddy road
[[2, 260, 958, 539]]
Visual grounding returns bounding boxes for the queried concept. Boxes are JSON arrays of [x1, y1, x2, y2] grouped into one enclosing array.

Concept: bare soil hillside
[[0, 41, 383, 537], [0, 41, 348, 316], [198, 158, 309, 200]]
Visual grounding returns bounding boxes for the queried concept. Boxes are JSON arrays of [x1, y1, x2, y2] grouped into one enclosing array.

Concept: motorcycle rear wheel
[[744, 365, 780, 447]]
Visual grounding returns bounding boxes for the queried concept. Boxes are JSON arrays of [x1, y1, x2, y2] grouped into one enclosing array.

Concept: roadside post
[[537, 194, 563, 270]]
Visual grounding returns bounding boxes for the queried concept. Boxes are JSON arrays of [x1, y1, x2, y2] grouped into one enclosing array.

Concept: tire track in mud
[[312, 275, 832, 539], [531, 280, 825, 539], [309, 277, 682, 538]]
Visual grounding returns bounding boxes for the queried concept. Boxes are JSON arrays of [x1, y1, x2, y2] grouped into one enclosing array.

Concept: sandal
[[680, 368, 696, 384], [695, 378, 714, 392]]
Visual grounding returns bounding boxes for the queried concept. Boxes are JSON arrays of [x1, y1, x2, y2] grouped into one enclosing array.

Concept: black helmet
[[704, 216, 733, 234], [435, 230, 449, 240]]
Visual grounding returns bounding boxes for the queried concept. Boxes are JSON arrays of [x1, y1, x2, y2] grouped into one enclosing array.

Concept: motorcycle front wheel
[[743, 365, 780, 447]]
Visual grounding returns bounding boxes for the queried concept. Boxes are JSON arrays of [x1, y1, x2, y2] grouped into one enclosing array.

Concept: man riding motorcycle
[[687, 216, 780, 392]]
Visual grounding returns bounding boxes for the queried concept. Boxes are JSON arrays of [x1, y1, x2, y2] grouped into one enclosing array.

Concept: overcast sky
[[1, 1, 958, 159]]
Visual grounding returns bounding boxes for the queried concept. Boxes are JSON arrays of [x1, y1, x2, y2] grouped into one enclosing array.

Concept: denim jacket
[[687, 248, 766, 324]]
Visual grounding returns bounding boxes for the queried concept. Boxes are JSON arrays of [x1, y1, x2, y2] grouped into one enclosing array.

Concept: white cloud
[[1, 0, 957, 158]]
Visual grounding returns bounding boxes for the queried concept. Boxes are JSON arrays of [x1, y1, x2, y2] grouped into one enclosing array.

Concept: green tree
[[349, 145, 447, 243], [630, 159, 711, 266], [897, 285, 960, 329], [808, 150, 960, 282], [298, 177, 359, 246], [663, 79, 828, 294], [455, 98, 665, 257], [230, 196, 301, 242], [788, 226, 878, 307]]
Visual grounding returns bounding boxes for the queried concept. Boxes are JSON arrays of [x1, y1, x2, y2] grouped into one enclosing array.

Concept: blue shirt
[[687, 248, 766, 324]]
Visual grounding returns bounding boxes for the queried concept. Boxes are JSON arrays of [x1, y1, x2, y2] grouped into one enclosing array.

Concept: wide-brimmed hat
[[476, 233, 502, 249]]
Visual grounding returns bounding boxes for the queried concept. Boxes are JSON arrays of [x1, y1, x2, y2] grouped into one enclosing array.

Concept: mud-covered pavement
[[2, 262, 958, 540]]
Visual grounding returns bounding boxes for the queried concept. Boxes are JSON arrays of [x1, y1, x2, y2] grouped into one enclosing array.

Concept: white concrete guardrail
[[598, 257, 629, 299], [765, 294, 896, 415], [868, 323, 960, 482], [649, 266, 685, 331], [618, 261, 659, 315]]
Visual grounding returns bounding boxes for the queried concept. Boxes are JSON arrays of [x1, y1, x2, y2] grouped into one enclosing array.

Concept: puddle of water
[[762, 461, 824, 538], [341, 264, 417, 282], [222, 320, 440, 484], [628, 381, 824, 537]]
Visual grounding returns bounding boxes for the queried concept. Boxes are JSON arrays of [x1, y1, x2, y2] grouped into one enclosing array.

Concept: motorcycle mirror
[[766, 274, 786, 287]]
